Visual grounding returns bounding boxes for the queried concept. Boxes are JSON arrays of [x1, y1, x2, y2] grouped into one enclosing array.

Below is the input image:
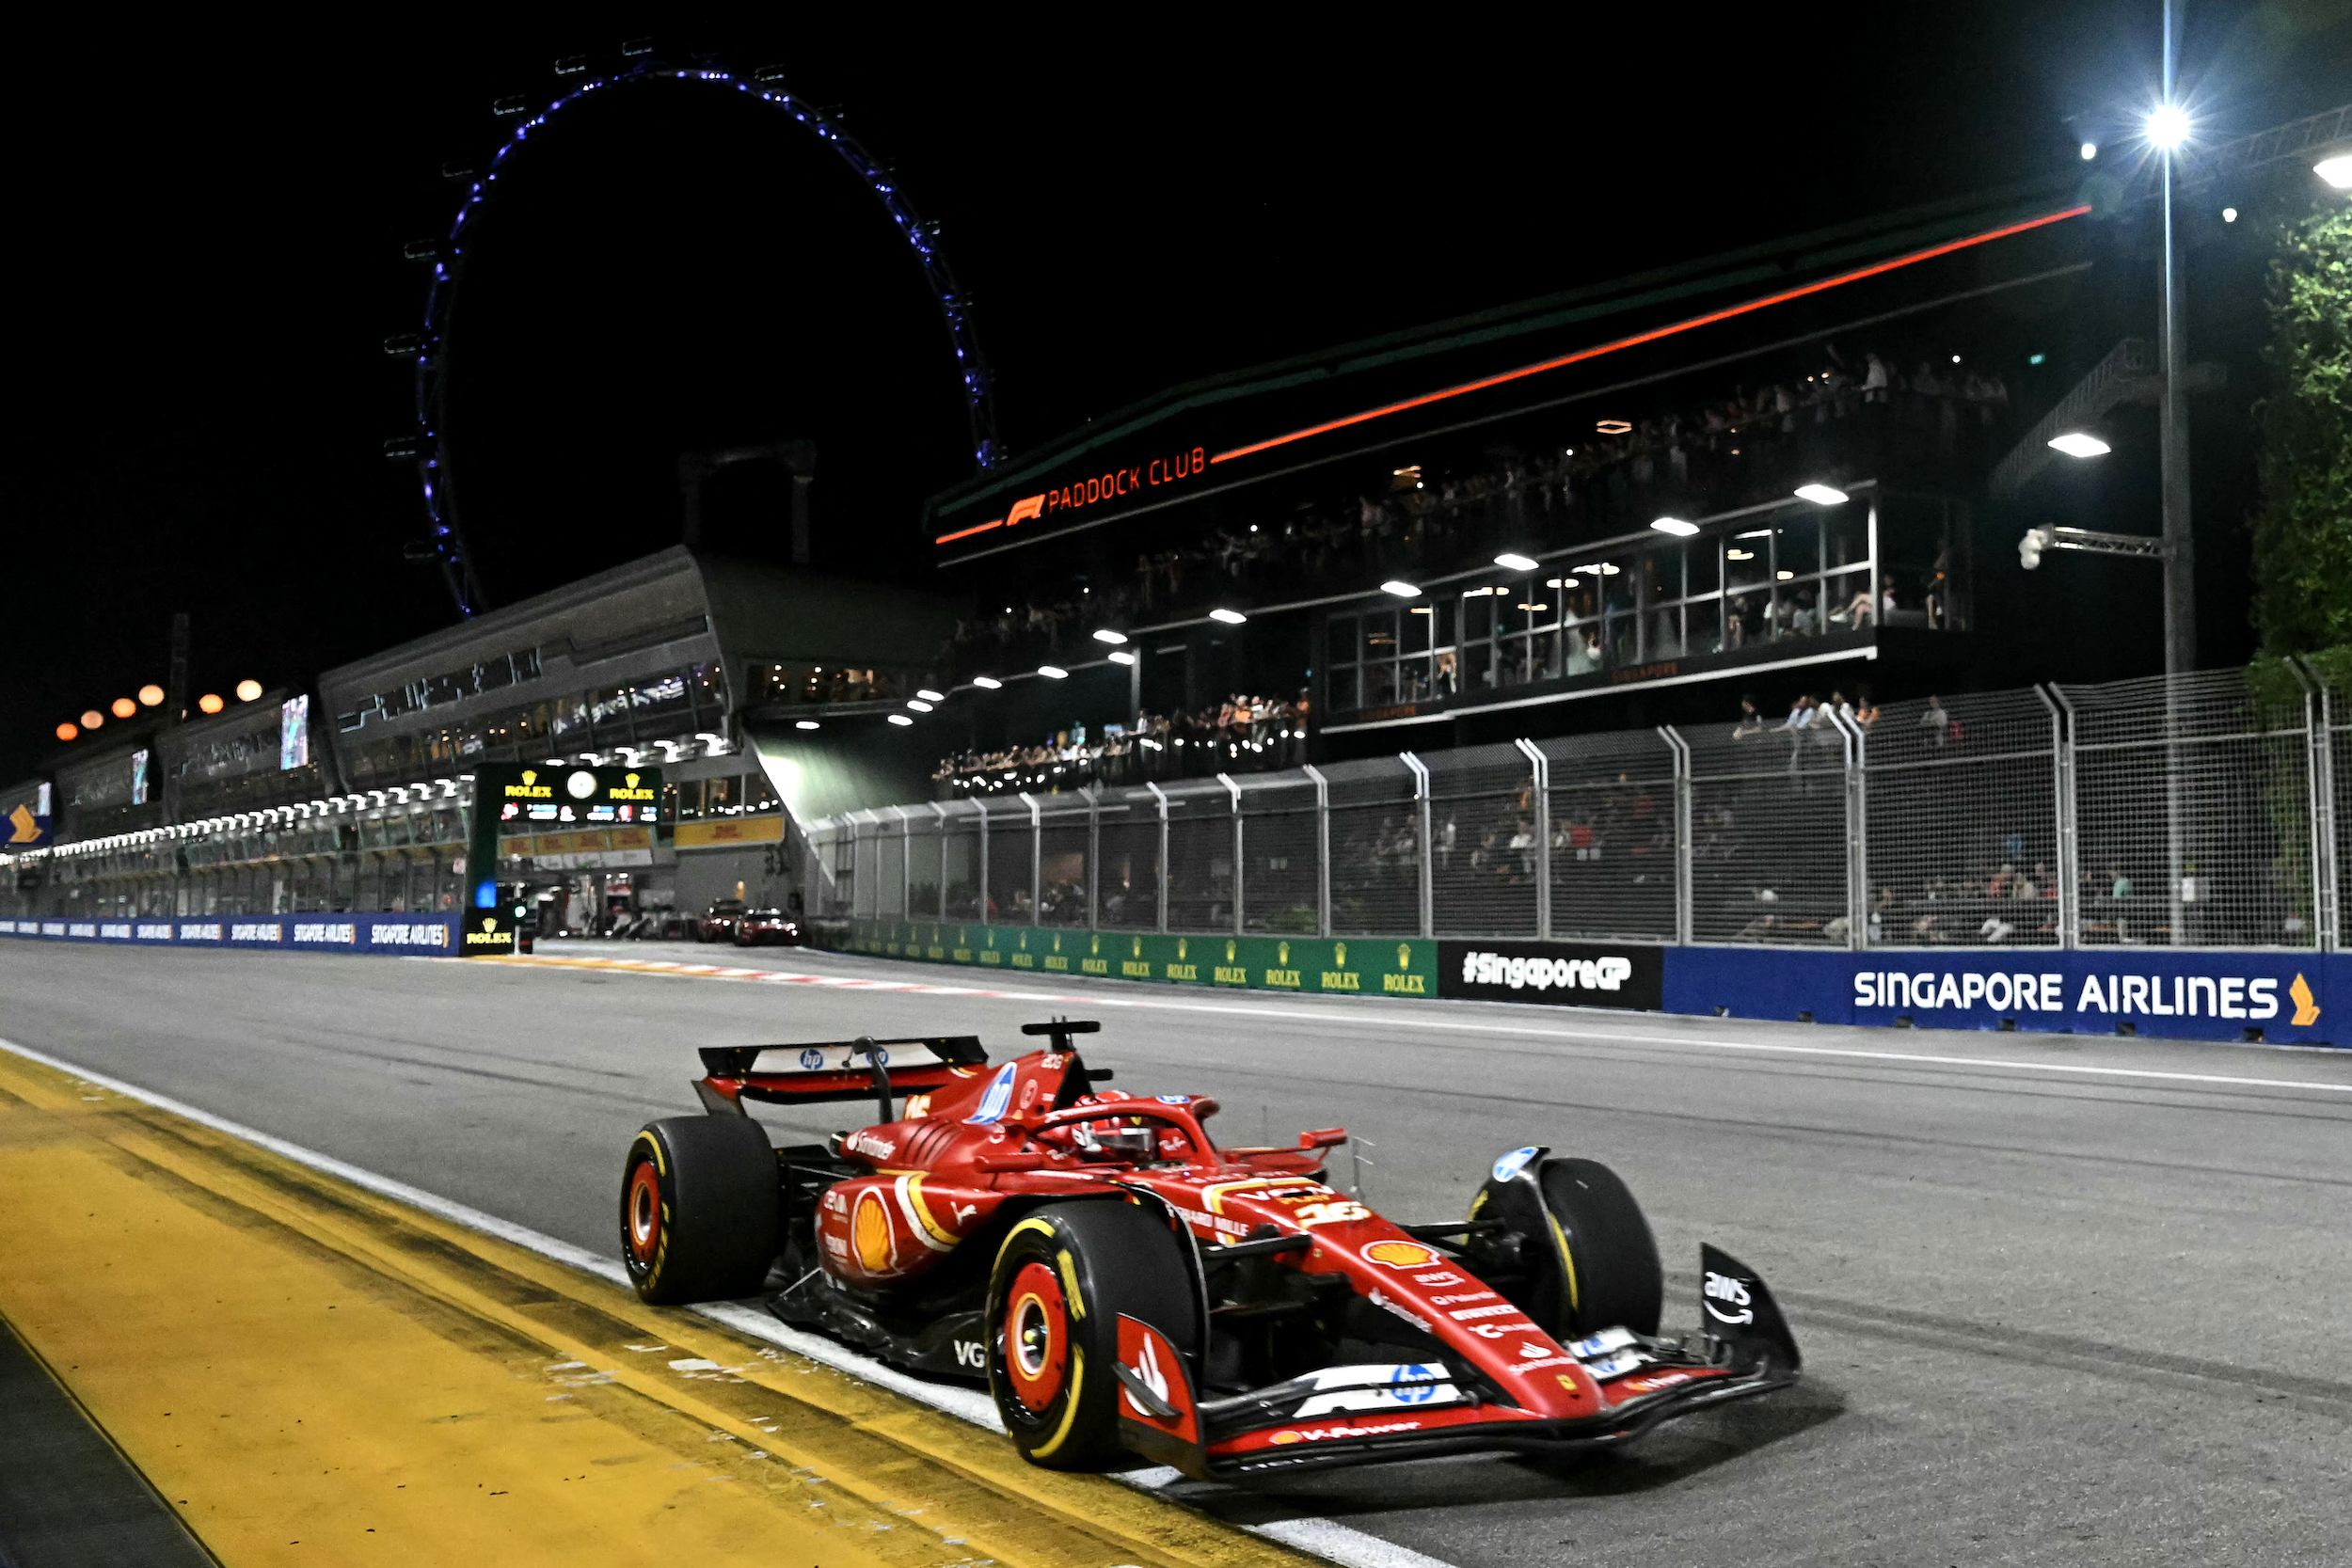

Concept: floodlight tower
[[2151, 0, 2195, 676]]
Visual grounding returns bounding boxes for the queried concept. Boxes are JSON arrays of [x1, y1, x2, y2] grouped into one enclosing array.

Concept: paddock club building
[[911, 180, 2139, 757], [2, 547, 960, 927]]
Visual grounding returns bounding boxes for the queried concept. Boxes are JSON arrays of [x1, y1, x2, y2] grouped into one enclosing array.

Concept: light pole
[[2152, 0, 2195, 677]]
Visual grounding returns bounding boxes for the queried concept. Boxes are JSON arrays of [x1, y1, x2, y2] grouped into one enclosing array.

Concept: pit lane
[[7, 938, 2350, 1567]]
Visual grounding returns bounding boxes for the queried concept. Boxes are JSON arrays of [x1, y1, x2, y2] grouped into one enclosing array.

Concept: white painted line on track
[[0, 1032, 1454, 1568], [501, 953, 2352, 1100]]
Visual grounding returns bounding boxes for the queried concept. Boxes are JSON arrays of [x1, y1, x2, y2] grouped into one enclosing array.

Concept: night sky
[[8, 6, 2349, 783]]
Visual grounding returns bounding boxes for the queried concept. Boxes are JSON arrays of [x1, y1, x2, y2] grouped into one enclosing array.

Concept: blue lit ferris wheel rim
[[406, 60, 1001, 616]]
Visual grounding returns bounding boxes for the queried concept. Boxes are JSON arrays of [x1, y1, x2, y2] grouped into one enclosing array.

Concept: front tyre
[[985, 1201, 1199, 1470], [1470, 1153, 1662, 1339], [620, 1116, 779, 1306]]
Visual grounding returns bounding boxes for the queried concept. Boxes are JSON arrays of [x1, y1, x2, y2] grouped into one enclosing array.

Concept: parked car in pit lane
[[618, 1020, 1801, 1478], [696, 899, 746, 942], [733, 908, 803, 947]]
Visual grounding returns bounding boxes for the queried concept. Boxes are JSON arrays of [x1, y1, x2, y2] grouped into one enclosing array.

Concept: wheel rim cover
[[1003, 1259, 1069, 1413], [626, 1161, 661, 1265]]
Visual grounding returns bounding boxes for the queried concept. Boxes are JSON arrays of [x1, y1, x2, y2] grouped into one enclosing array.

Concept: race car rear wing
[[694, 1035, 990, 1121]]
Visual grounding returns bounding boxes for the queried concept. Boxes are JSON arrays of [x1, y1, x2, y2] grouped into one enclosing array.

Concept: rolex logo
[[1398, 943, 1411, 969], [1225, 940, 1236, 961], [1177, 938, 1187, 959], [1335, 942, 1348, 967], [1278, 942, 1290, 964]]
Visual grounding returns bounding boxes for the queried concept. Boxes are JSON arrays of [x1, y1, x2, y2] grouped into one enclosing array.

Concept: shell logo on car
[[1363, 1240, 1441, 1268], [852, 1191, 896, 1272]]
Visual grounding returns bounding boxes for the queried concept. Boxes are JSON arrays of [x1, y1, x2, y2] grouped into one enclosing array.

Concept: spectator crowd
[[934, 694, 1309, 797]]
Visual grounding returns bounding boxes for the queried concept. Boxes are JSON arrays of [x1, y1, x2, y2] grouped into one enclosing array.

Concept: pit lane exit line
[[493, 953, 2352, 1101], [0, 1030, 1457, 1568]]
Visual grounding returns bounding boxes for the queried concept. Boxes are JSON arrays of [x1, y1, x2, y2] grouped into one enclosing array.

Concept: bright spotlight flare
[[2144, 103, 2190, 151], [1649, 516, 1699, 537], [1208, 608, 1248, 625], [1793, 483, 1850, 505], [1380, 579, 1421, 598], [2317, 153, 2352, 191], [971, 675, 1003, 689], [1090, 628, 1127, 645], [2048, 432, 2111, 459], [1493, 552, 1539, 572]]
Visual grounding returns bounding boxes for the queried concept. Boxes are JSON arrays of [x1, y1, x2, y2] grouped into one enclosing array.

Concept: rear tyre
[[1470, 1154, 1662, 1339], [620, 1116, 779, 1306], [985, 1201, 1199, 1470]]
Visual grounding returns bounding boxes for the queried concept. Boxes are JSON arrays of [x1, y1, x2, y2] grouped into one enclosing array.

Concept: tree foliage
[[2251, 202, 2352, 655]]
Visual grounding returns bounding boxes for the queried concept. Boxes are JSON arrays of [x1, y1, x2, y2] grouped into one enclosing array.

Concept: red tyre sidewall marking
[[1004, 1259, 1069, 1414], [626, 1158, 663, 1267]]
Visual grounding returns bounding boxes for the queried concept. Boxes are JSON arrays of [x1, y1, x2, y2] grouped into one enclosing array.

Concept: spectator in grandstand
[[1919, 695, 1951, 748], [1732, 695, 1767, 738]]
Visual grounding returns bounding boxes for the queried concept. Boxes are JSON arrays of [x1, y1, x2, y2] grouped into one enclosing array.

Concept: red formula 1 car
[[619, 1020, 1800, 1477]]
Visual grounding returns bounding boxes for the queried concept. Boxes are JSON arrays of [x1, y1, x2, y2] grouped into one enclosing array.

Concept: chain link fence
[[810, 665, 2347, 952]]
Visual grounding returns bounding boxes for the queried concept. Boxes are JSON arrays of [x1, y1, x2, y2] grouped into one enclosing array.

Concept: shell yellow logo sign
[[852, 1191, 895, 1273]]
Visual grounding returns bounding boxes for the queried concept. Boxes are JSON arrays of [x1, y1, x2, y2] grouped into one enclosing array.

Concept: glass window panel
[[1401, 606, 1431, 655], [1360, 610, 1397, 661], [1564, 622, 1600, 675], [1687, 539, 1720, 595], [1365, 662, 1397, 706], [1649, 605, 1684, 659], [1641, 546, 1681, 609], [1464, 594, 1492, 642], [1462, 642, 1493, 691], [1773, 580, 1824, 640], [1774, 517, 1820, 578], [1824, 568, 1873, 630], [1686, 598, 1723, 656], [1435, 599, 1457, 649], [1399, 655, 1433, 701], [1725, 535, 1771, 591], [675, 780, 705, 821], [1327, 616, 1357, 666], [1327, 666, 1359, 710], [1599, 560, 1635, 615], [745, 770, 779, 813], [707, 777, 738, 817], [1825, 503, 1869, 570]]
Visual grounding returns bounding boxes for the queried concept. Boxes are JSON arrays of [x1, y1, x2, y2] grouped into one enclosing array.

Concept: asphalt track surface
[[6, 939, 2350, 1567]]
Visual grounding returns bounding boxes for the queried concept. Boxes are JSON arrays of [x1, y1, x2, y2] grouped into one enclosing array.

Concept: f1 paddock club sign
[[1438, 940, 1664, 1011], [934, 445, 1210, 548]]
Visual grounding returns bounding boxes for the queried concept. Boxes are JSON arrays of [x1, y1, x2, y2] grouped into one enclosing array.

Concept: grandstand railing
[[806, 666, 2345, 952]]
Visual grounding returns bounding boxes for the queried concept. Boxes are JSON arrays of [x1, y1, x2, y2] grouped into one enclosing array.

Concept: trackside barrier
[[846, 918, 2344, 1046], [0, 914, 460, 955]]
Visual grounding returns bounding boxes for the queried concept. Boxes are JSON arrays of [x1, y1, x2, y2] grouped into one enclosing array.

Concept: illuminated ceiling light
[[110, 697, 136, 719], [1108, 650, 1136, 665], [1038, 665, 1068, 679], [198, 694, 225, 714], [1546, 577, 1581, 589], [1461, 586, 1502, 597], [81, 708, 104, 728], [795, 720, 820, 730], [2028, 353, 2046, 365], [1408, 606, 1434, 614], [2144, 103, 2190, 151], [916, 688, 946, 702], [887, 714, 914, 726], [2048, 432, 2111, 459], [1380, 579, 1421, 598], [1391, 465, 1422, 477], [1517, 603, 1549, 613], [907, 700, 934, 712], [1794, 483, 1850, 505], [1091, 628, 1128, 644], [2221, 207, 2238, 223], [1776, 570, 1796, 580], [234, 679, 262, 702], [1735, 528, 1772, 539], [55, 722, 77, 741], [1650, 516, 1699, 537], [1494, 551, 1539, 571], [1570, 562, 1622, 576], [1208, 608, 1248, 625], [1727, 549, 1756, 561], [2315, 153, 2352, 190], [137, 684, 164, 706], [2080, 140, 2098, 161], [971, 675, 1003, 689], [1595, 419, 1631, 436]]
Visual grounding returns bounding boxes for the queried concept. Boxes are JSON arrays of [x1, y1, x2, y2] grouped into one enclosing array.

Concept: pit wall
[[842, 920, 2344, 1048], [0, 914, 458, 955]]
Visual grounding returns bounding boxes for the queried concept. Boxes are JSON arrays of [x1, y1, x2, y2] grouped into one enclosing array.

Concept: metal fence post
[[1401, 752, 1433, 939], [1085, 786, 1101, 931], [1661, 726, 1692, 946], [2287, 658, 2330, 952], [891, 805, 912, 917], [2043, 685, 2080, 948], [1145, 781, 1169, 934], [2299, 659, 2341, 951], [1018, 792, 1041, 926], [1515, 737, 1551, 939], [1302, 764, 1331, 938], [1217, 773, 1244, 935], [1827, 708, 1865, 950], [928, 802, 947, 921]]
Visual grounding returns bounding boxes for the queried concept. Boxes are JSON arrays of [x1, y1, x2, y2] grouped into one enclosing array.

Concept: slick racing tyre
[[1470, 1151, 1663, 1339], [986, 1200, 1199, 1470], [621, 1116, 780, 1306]]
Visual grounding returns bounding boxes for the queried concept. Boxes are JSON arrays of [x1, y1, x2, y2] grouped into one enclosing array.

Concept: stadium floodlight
[[1209, 608, 1248, 625], [972, 675, 1003, 689], [1649, 516, 1698, 537], [887, 714, 914, 726], [907, 700, 933, 712], [2080, 141, 2098, 161], [2144, 103, 2189, 150], [1493, 551, 1539, 572], [1380, 579, 1421, 598], [2222, 208, 2238, 223], [138, 684, 164, 705], [110, 697, 135, 719], [1039, 665, 1069, 679], [1091, 628, 1128, 644], [796, 720, 820, 730], [1794, 483, 1850, 505], [235, 679, 262, 702], [916, 689, 946, 701], [2317, 153, 2352, 190], [2048, 432, 2111, 459], [2019, 527, 2055, 570], [1108, 650, 1136, 665]]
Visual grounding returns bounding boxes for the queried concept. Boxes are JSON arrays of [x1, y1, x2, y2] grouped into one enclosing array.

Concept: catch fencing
[[810, 665, 2349, 952]]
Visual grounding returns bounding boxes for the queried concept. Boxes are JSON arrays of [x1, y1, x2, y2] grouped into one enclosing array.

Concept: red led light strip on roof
[[1209, 204, 2092, 467]]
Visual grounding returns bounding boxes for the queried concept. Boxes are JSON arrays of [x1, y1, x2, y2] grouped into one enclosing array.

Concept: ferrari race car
[[619, 1020, 1800, 1478]]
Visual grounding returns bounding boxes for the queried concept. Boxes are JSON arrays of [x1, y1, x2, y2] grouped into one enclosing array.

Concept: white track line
[[506, 954, 2352, 1100], [0, 1033, 1454, 1568]]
